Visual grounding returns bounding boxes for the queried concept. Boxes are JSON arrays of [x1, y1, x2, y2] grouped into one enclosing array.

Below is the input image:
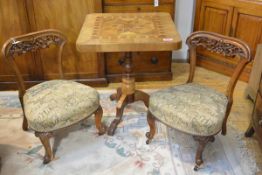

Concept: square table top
[[76, 12, 182, 53]]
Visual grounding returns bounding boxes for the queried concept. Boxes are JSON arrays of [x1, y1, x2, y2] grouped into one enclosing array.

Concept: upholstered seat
[[145, 31, 252, 170], [2, 30, 106, 164], [149, 83, 228, 136], [23, 80, 100, 132]]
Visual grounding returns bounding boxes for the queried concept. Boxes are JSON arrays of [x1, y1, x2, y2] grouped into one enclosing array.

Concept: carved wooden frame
[[186, 31, 252, 135], [1, 29, 106, 164], [2, 29, 66, 101], [146, 31, 252, 170]]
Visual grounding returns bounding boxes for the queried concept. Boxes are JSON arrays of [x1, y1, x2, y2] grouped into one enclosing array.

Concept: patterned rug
[[0, 90, 258, 175]]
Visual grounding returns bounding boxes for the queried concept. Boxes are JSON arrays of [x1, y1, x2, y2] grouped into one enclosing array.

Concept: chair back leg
[[22, 115, 28, 131]]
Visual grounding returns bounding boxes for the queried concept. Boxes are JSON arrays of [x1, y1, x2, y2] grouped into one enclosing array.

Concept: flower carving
[[190, 37, 246, 58], [9, 35, 63, 56]]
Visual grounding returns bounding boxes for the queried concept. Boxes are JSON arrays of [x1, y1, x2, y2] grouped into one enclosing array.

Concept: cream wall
[[172, 0, 196, 61]]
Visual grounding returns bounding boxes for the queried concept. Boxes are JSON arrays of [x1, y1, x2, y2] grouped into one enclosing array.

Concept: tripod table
[[76, 12, 182, 135]]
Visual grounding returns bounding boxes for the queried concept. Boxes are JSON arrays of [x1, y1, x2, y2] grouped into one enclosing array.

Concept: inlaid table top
[[76, 12, 182, 52]]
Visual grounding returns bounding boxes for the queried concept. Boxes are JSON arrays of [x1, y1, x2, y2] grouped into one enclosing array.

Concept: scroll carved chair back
[[1, 29, 67, 105], [2, 30, 106, 164], [186, 31, 252, 135]]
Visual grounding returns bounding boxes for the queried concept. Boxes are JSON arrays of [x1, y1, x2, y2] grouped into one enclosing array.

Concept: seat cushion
[[23, 80, 99, 132], [149, 83, 228, 136]]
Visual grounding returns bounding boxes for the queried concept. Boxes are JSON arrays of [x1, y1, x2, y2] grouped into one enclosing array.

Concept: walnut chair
[[1, 29, 106, 164], [145, 31, 252, 170]]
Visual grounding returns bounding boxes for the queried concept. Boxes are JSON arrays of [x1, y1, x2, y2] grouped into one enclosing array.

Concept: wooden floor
[[98, 63, 262, 173]]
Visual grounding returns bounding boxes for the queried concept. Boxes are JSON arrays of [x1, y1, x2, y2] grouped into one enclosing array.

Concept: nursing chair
[[146, 31, 252, 170], [2, 29, 106, 164]]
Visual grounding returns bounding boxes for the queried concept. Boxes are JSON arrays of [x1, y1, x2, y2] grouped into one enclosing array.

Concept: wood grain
[[231, 7, 262, 58], [194, 0, 262, 82], [103, 0, 175, 82], [103, 0, 174, 5], [27, 0, 102, 80], [198, 1, 233, 35], [105, 51, 172, 74], [0, 0, 37, 82], [76, 13, 181, 52], [104, 4, 174, 15]]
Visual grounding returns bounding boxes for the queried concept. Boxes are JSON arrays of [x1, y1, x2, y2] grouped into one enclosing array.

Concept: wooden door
[[231, 7, 262, 80], [232, 7, 262, 58], [196, 0, 236, 76], [26, 0, 106, 85], [0, 0, 38, 89], [198, 1, 233, 35], [194, 0, 262, 82]]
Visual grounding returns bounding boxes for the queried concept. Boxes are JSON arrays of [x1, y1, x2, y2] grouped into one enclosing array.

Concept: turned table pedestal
[[76, 12, 181, 135]]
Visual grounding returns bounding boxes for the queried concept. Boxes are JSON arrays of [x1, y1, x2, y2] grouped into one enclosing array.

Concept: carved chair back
[[186, 31, 252, 100], [1, 29, 66, 103], [186, 31, 252, 134]]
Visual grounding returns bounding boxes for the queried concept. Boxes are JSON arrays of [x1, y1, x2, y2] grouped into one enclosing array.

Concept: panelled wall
[[194, 0, 262, 81], [0, 1, 35, 83], [0, 0, 176, 90], [0, 0, 106, 90]]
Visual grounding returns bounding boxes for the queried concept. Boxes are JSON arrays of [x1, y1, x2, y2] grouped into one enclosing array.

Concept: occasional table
[[76, 13, 181, 135]]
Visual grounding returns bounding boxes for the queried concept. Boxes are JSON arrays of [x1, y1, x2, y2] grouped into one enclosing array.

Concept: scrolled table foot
[[245, 125, 255, 137], [134, 90, 149, 107], [110, 93, 117, 101], [110, 88, 122, 101], [107, 119, 121, 136]]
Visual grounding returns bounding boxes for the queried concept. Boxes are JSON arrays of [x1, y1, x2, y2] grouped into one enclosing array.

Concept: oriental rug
[[0, 90, 258, 175]]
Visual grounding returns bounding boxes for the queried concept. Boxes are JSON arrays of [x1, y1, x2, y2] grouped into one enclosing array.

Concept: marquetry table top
[[76, 12, 182, 52]]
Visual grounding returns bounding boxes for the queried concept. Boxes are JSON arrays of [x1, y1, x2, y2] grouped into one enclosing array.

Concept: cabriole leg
[[35, 132, 53, 164], [146, 111, 156, 144]]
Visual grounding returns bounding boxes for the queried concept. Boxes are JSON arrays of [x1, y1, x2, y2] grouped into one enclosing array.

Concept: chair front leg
[[35, 132, 53, 164], [146, 111, 156, 144], [193, 135, 215, 171], [94, 105, 106, 135]]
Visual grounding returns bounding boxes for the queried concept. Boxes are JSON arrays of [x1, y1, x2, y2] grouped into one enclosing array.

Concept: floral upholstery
[[149, 83, 228, 136], [23, 80, 99, 132]]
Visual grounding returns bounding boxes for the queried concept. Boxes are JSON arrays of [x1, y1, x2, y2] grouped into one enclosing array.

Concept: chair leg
[[94, 105, 106, 135], [245, 123, 255, 137], [22, 115, 28, 131], [146, 111, 156, 144], [35, 132, 53, 164], [193, 135, 214, 171], [20, 98, 28, 131], [222, 102, 232, 135]]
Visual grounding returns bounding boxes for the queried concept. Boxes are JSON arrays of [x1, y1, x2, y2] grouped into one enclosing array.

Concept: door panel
[[194, 0, 262, 82], [0, 0, 37, 83], [232, 7, 262, 58], [198, 1, 233, 35], [28, 0, 102, 80]]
